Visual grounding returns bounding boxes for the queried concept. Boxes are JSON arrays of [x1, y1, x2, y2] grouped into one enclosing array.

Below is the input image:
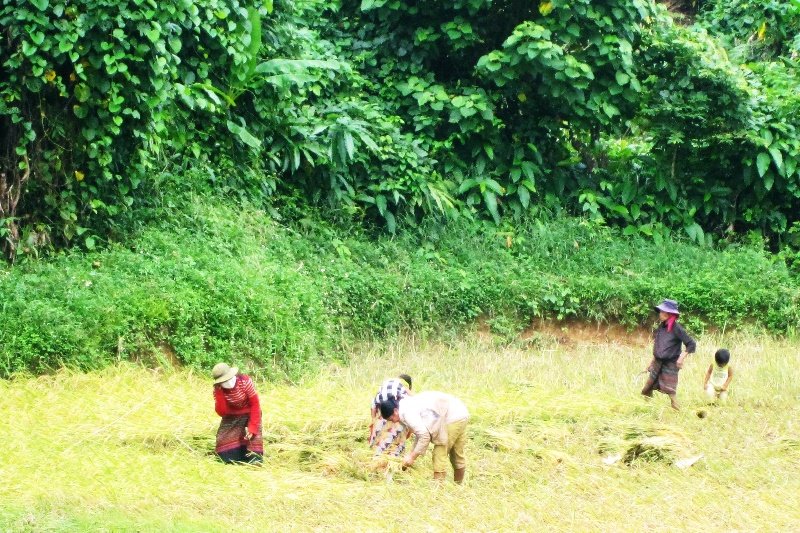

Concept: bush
[[2, 196, 798, 378]]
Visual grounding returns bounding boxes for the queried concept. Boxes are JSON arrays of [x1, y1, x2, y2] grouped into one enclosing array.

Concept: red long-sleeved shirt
[[213, 374, 261, 435]]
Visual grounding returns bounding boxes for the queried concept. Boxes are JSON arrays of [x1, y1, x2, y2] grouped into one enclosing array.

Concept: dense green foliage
[[3, 0, 800, 375], [2, 0, 800, 259], [1, 195, 797, 377], [329, 0, 800, 242], [0, 0, 258, 256]]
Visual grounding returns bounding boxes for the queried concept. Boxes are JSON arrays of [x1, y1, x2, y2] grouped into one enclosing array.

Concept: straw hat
[[212, 362, 238, 384]]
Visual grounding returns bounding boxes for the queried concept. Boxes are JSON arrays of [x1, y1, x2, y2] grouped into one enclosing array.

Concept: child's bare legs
[[704, 384, 716, 399], [705, 385, 728, 403]]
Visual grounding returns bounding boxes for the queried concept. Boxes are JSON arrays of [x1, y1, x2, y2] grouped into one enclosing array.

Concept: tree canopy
[[2, 0, 800, 259]]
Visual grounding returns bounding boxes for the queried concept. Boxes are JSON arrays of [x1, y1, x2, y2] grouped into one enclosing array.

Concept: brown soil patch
[[522, 319, 652, 348]]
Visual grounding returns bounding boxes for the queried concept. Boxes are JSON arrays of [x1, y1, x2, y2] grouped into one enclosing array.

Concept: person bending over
[[380, 390, 469, 483], [212, 362, 263, 464]]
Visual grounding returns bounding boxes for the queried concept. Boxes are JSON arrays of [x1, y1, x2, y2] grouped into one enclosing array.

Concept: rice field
[[1, 326, 799, 532]]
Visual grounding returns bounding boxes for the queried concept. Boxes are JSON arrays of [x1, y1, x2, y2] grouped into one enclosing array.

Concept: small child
[[703, 348, 734, 402]]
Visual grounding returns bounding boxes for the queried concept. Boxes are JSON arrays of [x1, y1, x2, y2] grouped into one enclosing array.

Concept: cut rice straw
[[1, 332, 799, 531]]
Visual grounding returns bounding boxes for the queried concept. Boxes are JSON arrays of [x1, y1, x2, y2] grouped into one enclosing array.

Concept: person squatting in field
[[369, 374, 413, 456], [379, 390, 469, 483], [641, 299, 697, 410], [212, 363, 263, 464], [703, 348, 734, 402]]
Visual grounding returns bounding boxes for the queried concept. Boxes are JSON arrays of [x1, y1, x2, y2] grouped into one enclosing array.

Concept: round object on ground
[[696, 409, 708, 419]]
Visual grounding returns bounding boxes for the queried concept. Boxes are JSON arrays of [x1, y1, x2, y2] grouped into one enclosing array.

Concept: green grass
[[2, 197, 799, 377], [2, 329, 799, 531]]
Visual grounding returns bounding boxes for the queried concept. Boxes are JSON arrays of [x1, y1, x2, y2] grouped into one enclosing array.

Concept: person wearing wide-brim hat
[[212, 362, 263, 464], [641, 299, 696, 410]]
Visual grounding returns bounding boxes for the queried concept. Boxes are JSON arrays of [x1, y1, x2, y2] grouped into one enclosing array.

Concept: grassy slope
[[2, 331, 798, 531], [2, 198, 799, 377]]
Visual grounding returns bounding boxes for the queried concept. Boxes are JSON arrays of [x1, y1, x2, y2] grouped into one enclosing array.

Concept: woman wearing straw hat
[[212, 362, 263, 464], [641, 299, 696, 410]]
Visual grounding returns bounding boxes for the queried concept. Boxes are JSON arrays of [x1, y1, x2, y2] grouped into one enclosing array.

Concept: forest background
[[2, 0, 800, 377]]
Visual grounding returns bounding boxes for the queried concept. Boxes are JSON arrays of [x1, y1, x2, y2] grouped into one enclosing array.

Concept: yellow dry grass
[[1, 328, 799, 532]]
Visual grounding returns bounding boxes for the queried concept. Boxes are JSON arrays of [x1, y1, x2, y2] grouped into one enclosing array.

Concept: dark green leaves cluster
[[330, 0, 800, 243], [3, 0, 800, 259], [0, 0, 255, 257]]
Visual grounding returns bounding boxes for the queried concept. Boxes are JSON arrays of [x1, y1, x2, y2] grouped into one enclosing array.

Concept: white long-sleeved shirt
[[399, 391, 469, 457]]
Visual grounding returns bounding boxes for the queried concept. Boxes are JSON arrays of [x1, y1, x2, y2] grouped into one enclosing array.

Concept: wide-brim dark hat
[[654, 299, 680, 315]]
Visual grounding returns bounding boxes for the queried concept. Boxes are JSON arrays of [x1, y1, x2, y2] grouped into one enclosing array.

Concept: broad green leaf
[[457, 178, 478, 194], [611, 204, 629, 216], [244, 7, 262, 78], [293, 147, 301, 171], [31, 0, 49, 10], [615, 71, 629, 86], [756, 152, 771, 177], [621, 182, 636, 205], [337, 135, 347, 163], [518, 185, 530, 208], [785, 156, 797, 178], [226, 120, 262, 149], [483, 190, 501, 224], [768, 146, 784, 174], [255, 59, 339, 74], [376, 195, 387, 216], [520, 161, 536, 180], [684, 222, 704, 245], [384, 210, 396, 233], [602, 103, 619, 118], [356, 131, 379, 152], [484, 178, 504, 195], [344, 131, 355, 160], [666, 181, 677, 203], [764, 172, 774, 191]]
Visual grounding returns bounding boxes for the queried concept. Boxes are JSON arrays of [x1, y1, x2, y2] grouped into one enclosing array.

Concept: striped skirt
[[647, 358, 680, 395], [216, 414, 263, 464]]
